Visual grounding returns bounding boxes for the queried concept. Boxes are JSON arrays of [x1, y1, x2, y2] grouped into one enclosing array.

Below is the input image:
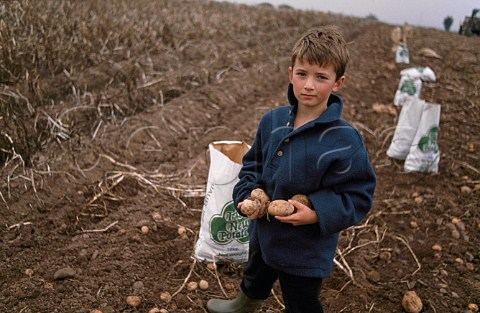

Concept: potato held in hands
[[267, 200, 296, 216], [290, 194, 312, 209], [241, 197, 262, 216], [267, 194, 312, 217], [241, 188, 270, 217], [251, 188, 270, 204]]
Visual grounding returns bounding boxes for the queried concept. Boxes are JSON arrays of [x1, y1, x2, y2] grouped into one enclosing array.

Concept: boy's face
[[289, 59, 345, 111]]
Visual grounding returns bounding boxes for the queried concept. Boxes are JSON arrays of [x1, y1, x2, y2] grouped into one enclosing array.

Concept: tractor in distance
[[459, 8, 480, 36]]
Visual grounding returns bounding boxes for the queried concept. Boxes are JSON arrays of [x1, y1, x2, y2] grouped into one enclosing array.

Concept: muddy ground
[[0, 1, 479, 312]]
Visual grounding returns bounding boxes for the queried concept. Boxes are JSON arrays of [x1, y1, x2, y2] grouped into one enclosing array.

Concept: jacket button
[[284, 138, 290, 143], [286, 122, 290, 126], [277, 151, 283, 157]]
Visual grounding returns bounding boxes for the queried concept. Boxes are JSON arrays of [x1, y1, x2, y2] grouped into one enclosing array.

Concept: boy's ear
[[333, 76, 346, 92], [288, 66, 293, 82]]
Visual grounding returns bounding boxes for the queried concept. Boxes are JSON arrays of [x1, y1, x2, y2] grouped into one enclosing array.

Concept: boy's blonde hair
[[291, 25, 349, 80]]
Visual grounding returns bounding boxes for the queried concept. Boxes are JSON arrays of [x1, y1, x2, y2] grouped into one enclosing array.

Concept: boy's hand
[[275, 199, 318, 226]]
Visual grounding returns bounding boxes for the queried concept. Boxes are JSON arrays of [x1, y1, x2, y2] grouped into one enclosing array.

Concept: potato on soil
[[241, 197, 261, 215], [290, 194, 312, 208], [402, 291, 423, 313], [268, 199, 295, 216], [207, 262, 216, 271], [177, 226, 187, 236], [160, 291, 172, 303], [187, 281, 198, 291], [199, 279, 209, 290], [126, 295, 142, 307]]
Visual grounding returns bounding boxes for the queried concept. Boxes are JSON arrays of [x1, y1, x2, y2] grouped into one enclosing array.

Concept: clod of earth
[[53, 267, 76, 280]]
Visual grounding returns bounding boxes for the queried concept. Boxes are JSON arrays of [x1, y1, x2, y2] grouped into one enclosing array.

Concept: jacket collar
[[287, 83, 343, 124]]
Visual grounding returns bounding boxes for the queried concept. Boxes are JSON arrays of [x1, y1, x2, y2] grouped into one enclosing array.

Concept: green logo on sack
[[400, 79, 416, 95], [399, 47, 409, 57], [418, 126, 438, 153], [210, 201, 249, 245]]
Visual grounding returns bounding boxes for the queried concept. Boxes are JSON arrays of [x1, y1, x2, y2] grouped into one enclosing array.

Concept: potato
[[177, 226, 187, 236], [199, 279, 209, 290], [409, 220, 418, 229], [207, 262, 216, 271], [251, 188, 270, 204], [290, 194, 312, 208], [187, 281, 198, 291], [460, 185, 472, 194], [241, 197, 261, 215], [468, 303, 479, 312], [267, 200, 295, 216], [159, 291, 172, 303], [402, 291, 423, 313], [224, 283, 234, 290], [152, 212, 162, 222], [250, 188, 270, 217], [126, 295, 142, 307]]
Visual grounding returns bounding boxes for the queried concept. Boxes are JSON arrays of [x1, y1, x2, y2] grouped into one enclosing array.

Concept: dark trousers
[[240, 244, 324, 313]]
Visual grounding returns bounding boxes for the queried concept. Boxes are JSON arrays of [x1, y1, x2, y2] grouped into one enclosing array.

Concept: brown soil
[[1, 1, 479, 312]]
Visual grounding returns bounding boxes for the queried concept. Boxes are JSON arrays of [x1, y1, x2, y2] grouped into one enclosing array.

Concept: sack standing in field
[[393, 66, 436, 106], [194, 141, 250, 263], [387, 97, 441, 173], [387, 97, 426, 160], [404, 102, 441, 173], [395, 44, 410, 64], [392, 22, 414, 64]]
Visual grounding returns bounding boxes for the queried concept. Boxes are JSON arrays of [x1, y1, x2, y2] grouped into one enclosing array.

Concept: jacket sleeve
[[232, 117, 267, 214], [309, 144, 376, 235]]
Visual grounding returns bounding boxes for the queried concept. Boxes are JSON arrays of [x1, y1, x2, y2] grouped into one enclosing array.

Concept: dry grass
[[1, 0, 374, 199], [0, 0, 295, 165]]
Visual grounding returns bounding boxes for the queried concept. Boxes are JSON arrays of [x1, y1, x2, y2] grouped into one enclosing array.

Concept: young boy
[[207, 25, 376, 313]]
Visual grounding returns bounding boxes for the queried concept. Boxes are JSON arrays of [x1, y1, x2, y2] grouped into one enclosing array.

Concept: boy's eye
[[296, 72, 306, 76]]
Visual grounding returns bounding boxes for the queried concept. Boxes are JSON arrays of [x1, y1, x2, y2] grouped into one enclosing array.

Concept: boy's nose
[[304, 77, 315, 89]]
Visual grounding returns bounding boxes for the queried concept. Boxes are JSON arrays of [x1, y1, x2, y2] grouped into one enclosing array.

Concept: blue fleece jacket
[[233, 84, 376, 278]]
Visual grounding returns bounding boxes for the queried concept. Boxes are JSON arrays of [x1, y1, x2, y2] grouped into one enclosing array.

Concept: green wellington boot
[[207, 289, 263, 313]]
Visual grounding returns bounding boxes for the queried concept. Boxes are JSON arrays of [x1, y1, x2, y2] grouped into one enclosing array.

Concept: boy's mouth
[[301, 94, 315, 99]]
